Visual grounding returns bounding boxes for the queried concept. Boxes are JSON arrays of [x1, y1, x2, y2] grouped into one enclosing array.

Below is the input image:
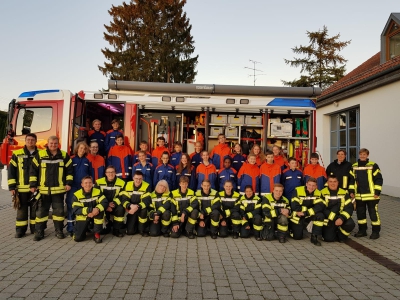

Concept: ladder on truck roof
[[86, 80, 321, 113]]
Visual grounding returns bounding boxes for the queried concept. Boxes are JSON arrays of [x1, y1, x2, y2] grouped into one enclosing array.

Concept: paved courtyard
[[0, 187, 399, 300]]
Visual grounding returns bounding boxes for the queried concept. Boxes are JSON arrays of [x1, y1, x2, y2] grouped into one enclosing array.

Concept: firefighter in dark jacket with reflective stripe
[[261, 183, 290, 243], [118, 171, 151, 235], [30, 136, 73, 241], [325, 149, 353, 190], [170, 176, 199, 239], [148, 180, 172, 237], [8, 133, 38, 237], [320, 175, 355, 242], [196, 179, 221, 239], [239, 185, 263, 240], [72, 176, 108, 243], [349, 148, 383, 240], [95, 165, 126, 236], [218, 180, 241, 238], [290, 177, 325, 246]]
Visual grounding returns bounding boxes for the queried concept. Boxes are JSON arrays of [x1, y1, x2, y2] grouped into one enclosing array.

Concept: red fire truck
[[0, 80, 321, 188]]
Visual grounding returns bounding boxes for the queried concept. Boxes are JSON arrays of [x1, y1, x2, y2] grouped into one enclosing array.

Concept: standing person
[[170, 176, 199, 239], [281, 157, 303, 202], [30, 136, 73, 241], [303, 152, 327, 190], [290, 177, 325, 246], [260, 151, 282, 196], [118, 171, 151, 235], [153, 151, 176, 191], [170, 141, 183, 168], [148, 180, 173, 237], [151, 136, 169, 167], [239, 185, 263, 241], [326, 149, 353, 191], [217, 156, 237, 192], [349, 148, 383, 240], [175, 153, 196, 191], [65, 141, 93, 236], [218, 180, 241, 238], [210, 134, 231, 171], [88, 119, 106, 157], [72, 176, 108, 243], [133, 141, 152, 164], [320, 175, 355, 243], [105, 119, 123, 153], [190, 141, 203, 170], [196, 151, 217, 190], [230, 143, 246, 173], [87, 141, 105, 181], [95, 166, 126, 236], [261, 184, 290, 243], [272, 145, 287, 171], [237, 154, 260, 194], [132, 150, 154, 189], [107, 134, 132, 181], [8, 133, 39, 238], [249, 144, 265, 167], [196, 179, 221, 239]]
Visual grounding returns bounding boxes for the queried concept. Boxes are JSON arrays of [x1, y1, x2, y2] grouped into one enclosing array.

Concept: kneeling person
[[148, 180, 172, 237], [170, 176, 199, 239], [239, 185, 263, 240], [72, 176, 108, 243], [320, 175, 355, 242], [196, 179, 221, 239], [261, 183, 290, 243], [218, 180, 241, 238], [118, 171, 151, 235], [290, 177, 325, 246]]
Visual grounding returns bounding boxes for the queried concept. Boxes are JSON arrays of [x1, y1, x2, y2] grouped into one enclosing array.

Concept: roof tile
[[319, 52, 400, 98]]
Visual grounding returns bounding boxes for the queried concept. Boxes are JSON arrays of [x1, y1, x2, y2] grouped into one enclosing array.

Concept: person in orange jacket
[[210, 134, 231, 171], [260, 151, 282, 196], [238, 154, 260, 194], [303, 153, 327, 190], [196, 151, 217, 190], [107, 134, 132, 181], [248, 144, 265, 167], [151, 136, 170, 167], [87, 141, 105, 181], [272, 145, 288, 171]]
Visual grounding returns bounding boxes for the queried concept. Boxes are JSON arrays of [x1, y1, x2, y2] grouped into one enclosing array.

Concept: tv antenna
[[244, 59, 266, 86]]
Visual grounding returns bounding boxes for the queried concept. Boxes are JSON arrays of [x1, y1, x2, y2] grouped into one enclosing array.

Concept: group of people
[[8, 122, 383, 244]]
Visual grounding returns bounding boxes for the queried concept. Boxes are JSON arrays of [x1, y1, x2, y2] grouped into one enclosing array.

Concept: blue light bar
[[19, 90, 60, 98], [267, 98, 316, 108]]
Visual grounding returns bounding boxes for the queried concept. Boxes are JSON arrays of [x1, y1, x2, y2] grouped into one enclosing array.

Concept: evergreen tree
[[99, 0, 198, 83], [282, 26, 351, 89]]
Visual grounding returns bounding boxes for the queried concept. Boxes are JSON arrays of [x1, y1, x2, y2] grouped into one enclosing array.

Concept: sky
[[0, 0, 398, 111]]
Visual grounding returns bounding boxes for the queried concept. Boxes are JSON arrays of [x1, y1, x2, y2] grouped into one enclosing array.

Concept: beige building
[[316, 13, 400, 197]]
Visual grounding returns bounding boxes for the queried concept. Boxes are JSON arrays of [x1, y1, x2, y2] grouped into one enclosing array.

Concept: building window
[[330, 108, 359, 163], [387, 21, 400, 60]]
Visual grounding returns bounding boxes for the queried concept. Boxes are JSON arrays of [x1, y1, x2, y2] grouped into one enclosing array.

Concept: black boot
[[311, 234, 321, 246], [354, 231, 367, 237], [370, 232, 380, 239], [33, 230, 44, 241], [55, 229, 65, 239], [15, 232, 25, 238]]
